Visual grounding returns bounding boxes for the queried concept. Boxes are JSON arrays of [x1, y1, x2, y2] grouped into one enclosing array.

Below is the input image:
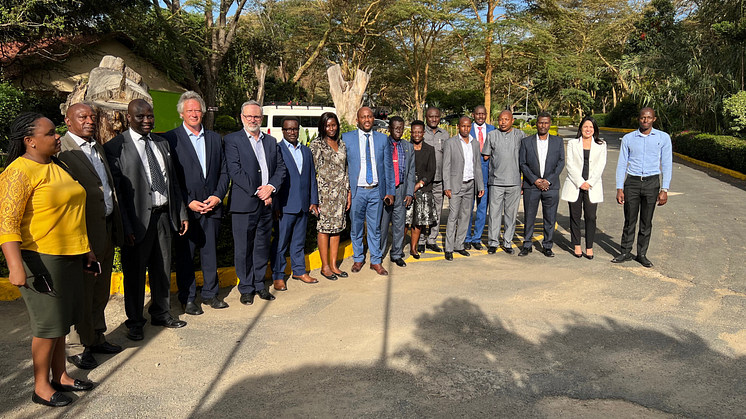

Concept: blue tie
[[365, 133, 373, 184]]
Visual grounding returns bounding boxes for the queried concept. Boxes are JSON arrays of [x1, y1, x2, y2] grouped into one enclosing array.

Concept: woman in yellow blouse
[[0, 113, 97, 407]]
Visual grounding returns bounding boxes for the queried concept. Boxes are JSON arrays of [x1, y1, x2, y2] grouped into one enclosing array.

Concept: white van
[[261, 104, 337, 142]]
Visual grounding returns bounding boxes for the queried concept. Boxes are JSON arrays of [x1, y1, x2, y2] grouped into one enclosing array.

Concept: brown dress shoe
[[273, 279, 287, 291], [351, 261, 365, 273], [369, 263, 388, 275], [292, 274, 319, 284]]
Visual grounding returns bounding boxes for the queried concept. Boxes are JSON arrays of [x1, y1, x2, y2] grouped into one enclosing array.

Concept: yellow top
[[0, 157, 90, 255]]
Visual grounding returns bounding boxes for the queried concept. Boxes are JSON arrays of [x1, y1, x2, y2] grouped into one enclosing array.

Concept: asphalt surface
[[1, 128, 745, 418]]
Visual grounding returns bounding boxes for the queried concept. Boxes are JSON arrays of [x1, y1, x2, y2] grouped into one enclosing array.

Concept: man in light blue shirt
[[612, 107, 672, 268]]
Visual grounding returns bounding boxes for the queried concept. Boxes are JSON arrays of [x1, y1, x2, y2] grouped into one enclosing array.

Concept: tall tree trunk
[[327, 64, 370, 126], [483, 1, 496, 124], [254, 62, 268, 105], [612, 85, 617, 108]]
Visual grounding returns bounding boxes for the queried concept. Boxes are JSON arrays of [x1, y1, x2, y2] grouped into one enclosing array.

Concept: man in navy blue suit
[[518, 112, 565, 257], [465, 105, 494, 250], [163, 91, 230, 315], [270, 117, 319, 291], [342, 107, 395, 276], [224, 100, 287, 305]]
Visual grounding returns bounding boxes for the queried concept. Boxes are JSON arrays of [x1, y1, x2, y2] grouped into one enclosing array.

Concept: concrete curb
[[0, 240, 355, 301], [673, 152, 746, 181], [600, 127, 636, 133]]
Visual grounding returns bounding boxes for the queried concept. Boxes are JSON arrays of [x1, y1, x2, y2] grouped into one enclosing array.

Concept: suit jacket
[[561, 137, 607, 203], [223, 130, 287, 213], [57, 133, 124, 253], [342, 129, 395, 200], [104, 130, 188, 243], [386, 137, 416, 201], [277, 140, 318, 213], [162, 125, 230, 220], [442, 135, 485, 195], [519, 134, 565, 190], [470, 123, 495, 144]]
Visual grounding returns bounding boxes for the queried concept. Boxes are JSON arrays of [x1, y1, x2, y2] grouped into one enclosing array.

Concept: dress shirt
[[183, 123, 206, 177], [69, 131, 114, 216], [536, 136, 550, 178], [245, 130, 270, 187], [616, 128, 673, 189], [473, 123, 487, 152], [129, 128, 168, 207], [482, 128, 525, 186], [357, 129, 378, 187], [423, 126, 449, 182], [460, 136, 475, 182], [283, 139, 304, 174]]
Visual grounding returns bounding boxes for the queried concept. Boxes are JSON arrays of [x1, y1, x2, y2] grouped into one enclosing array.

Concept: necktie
[[392, 142, 400, 186], [478, 126, 484, 151], [144, 137, 167, 194], [82, 141, 112, 211], [365, 133, 373, 184]]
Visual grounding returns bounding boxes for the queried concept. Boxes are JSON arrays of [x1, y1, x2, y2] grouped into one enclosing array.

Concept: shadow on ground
[[191, 298, 745, 418]]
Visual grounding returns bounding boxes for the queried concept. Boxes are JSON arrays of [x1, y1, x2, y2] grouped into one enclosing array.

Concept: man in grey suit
[[380, 116, 416, 267], [419, 107, 449, 253], [518, 112, 565, 257], [104, 99, 190, 341], [443, 116, 485, 261], [58, 103, 124, 370]]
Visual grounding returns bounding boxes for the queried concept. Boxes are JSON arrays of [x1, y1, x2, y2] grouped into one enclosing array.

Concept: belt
[[361, 184, 378, 189], [463, 179, 473, 184], [627, 174, 659, 182], [151, 205, 168, 214]]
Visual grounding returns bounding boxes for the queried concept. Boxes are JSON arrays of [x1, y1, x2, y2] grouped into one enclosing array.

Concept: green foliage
[[214, 115, 239, 134], [339, 117, 357, 134], [722, 91, 746, 134], [425, 89, 484, 114], [672, 131, 746, 174], [554, 116, 576, 127], [606, 98, 640, 129], [591, 113, 608, 127], [0, 82, 27, 151]]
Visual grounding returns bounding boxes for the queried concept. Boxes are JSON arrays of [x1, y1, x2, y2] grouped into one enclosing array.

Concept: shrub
[[672, 131, 746, 174], [591, 113, 608, 127], [606, 98, 639, 128], [722, 91, 746, 134], [214, 115, 239, 133], [0, 82, 28, 151], [555, 116, 575, 126]]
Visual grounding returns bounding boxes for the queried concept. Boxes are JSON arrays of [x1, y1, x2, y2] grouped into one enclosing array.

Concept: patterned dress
[[310, 137, 350, 234]]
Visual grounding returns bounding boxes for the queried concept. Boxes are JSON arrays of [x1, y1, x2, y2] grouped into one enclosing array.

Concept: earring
[[31, 144, 36, 148]]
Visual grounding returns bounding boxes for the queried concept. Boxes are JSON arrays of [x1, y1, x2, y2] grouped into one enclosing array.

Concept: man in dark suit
[[162, 91, 230, 316], [518, 112, 565, 257], [465, 105, 495, 250], [224, 100, 287, 305], [104, 99, 190, 341], [270, 116, 319, 291], [380, 116, 415, 267], [59, 103, 124, 369], [342, 107, 395, 276], [443, 116, 485, 261]]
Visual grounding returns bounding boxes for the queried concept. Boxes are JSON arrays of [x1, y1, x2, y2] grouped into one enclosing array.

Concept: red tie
[[393, 144, 400, 186], [478, 126, 484, 151]]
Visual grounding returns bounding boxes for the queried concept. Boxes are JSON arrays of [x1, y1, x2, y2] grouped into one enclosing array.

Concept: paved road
[[1, 128, 744, 418]]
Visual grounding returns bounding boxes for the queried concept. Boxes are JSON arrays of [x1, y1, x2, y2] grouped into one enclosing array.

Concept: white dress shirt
[[245, 130, 274, 191], [68, 131, 114, 216], [183, 123, 206, 177], [357, 129, 379, 187], [460, 136, 475, 182], [536, 136, 550, 178], [129, 128, 168, 207]]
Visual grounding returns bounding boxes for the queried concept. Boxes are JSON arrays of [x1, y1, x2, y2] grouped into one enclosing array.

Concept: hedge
[[672, 131, 746, 175]]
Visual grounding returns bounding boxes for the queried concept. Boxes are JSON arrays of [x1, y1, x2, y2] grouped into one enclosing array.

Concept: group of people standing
[[0, 90, 672, 407]]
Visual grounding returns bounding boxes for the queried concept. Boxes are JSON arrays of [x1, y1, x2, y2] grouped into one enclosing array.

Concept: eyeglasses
[[242, 115, 262, 120], [281, 128, 300, 132]]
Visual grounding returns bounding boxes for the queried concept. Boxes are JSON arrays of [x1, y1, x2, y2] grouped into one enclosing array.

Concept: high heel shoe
[[583, 253, 594, 260], [573, 252, 583, 258]]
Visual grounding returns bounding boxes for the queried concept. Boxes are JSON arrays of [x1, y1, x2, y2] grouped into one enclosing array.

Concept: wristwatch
[[660, 188, 668, 193]]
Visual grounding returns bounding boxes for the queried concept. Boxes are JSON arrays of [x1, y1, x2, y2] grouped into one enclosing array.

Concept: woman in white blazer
[[561, 116, 607, 259]]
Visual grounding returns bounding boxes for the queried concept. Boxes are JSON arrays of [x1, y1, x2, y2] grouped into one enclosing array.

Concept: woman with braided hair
[[0, 113, 96, 406]]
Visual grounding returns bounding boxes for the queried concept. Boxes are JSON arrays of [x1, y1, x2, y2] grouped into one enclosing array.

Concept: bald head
[[65, 103, 96, 139], [639, 107, 655, 118], [357, 106, 374, 132], [127, 99, 155, 136], [497, 110, 514, 132]]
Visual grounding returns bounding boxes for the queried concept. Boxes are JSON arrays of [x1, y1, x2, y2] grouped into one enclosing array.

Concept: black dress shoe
[[88, 341, 123, 354], [67, 351, 98, 370], [472, 241, 483, 250], [240, 293, 255, 305], [444, 252, 453, 261], [426, 244, 442, 253], [501, 245, 514, 255], [411, 251, 420, 259], [456, 249, 470, 257], [391, 258, 406, 267], [518, 247, 532, 257], [32, 392, 72, 407], [636, 255, 654, 268], [52, 379, 94, 392], [417, 244, 425, 253], [543, 247, 555, 257], [127, 327, 144, 341], [203, 297, 229, 309], [183, 301, 204, 316], [611, 253, 633, 263], [151, 317, 187, 328], [463, 242, 472, 250], [488, 246, 497, 254], [256, 289, 276, 301]]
